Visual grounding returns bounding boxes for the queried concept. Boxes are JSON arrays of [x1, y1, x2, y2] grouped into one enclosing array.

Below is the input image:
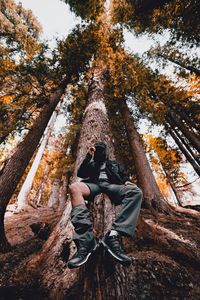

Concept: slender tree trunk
[[17, 102, 61, 210], [0, 78, 69, 252], [166, 115, 200, 165], [47, 178, 61, 208], [167, 124, 200, 176], [34, 173, 45, 206], [34, 164, 49, 206], [153, 148, 182, 206], [169, 112, 200, 153], [150, 150, 179, 207], [167, 117, 200, 165], [120, 101, 171, 213], [58, 175, 68, 209], [158, 53, 200, 76], [150, 93, 199, 133], [168, 178, 182, 206], [175, 109, 200, 132]]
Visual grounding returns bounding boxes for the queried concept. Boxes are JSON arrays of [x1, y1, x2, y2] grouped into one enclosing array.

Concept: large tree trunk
[[120, 101, 172, 213], [26, 68, 131, 299], [17, 101, 61, 210], [0, 78, 69, 252]]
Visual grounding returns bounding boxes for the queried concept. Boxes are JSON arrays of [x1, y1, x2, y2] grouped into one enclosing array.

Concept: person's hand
[[87, 146, 95, 156], [125, 181, 136, 186]]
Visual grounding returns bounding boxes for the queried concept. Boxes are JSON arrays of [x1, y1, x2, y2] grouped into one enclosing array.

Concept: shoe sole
[[101, 240, 131, 266], [67, 243, 99, 269]]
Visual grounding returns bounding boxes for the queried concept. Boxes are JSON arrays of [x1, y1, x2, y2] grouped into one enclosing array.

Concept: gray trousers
[[71, 181, 143, 247]]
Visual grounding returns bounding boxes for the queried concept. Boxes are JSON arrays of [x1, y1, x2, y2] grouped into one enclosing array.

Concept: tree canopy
[[0, 1, 200, 299], [112, 0, 200, 45]]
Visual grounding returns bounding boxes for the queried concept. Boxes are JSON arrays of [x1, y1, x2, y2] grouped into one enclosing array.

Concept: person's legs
[[69, 182, 91, 207], [110, 184, 143, 237], [101, 183, 143, 265], [69, 182, 101, 245], [68, 182, 101, 268]]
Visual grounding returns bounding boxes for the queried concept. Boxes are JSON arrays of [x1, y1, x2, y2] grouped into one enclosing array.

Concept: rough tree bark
[[120, 101, 172, 213], [0, 78, 69, 251]]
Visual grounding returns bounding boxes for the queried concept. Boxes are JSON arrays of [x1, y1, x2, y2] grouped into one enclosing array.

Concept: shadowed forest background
[[0, 0, 200, 299]]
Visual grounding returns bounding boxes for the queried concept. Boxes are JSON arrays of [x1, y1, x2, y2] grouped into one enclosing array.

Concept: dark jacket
[[77, 154, 129, 184]]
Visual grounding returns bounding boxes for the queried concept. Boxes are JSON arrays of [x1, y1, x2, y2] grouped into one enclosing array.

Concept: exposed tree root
[[137, 216, 200, 267]]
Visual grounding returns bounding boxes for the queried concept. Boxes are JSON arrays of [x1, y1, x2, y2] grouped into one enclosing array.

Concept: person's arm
[[77, 147, 95, 178], [118, 162, 130, 184]]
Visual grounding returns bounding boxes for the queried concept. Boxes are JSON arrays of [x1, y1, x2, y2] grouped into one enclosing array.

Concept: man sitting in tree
[[68, 141, 143, 269]]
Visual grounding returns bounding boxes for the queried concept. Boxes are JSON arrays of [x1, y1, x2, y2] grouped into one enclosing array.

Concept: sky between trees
[[15, 0, 166, 54]]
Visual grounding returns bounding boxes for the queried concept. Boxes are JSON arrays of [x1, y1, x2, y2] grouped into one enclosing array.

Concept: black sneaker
[[67, 239, 98, 269], [101, 233, 131, 266]]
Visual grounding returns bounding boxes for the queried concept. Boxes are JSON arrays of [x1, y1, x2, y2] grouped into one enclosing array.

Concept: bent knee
[[134, 187, 143, 201], [69, 182, 82, 194], [126, 186, 143, 200], [137, 187, 143, 197]]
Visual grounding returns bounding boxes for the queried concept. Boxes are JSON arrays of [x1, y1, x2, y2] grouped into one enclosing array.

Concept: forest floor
[[0, 206, 199, 300]]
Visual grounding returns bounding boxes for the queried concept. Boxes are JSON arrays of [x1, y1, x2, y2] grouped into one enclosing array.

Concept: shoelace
[[108, 236, 123, 253], [76, 247, 89, 258]]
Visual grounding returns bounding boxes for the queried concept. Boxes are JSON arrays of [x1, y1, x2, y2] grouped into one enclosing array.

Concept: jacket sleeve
[[77, 154, 93, 178], [118, 163, 130, 183]]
